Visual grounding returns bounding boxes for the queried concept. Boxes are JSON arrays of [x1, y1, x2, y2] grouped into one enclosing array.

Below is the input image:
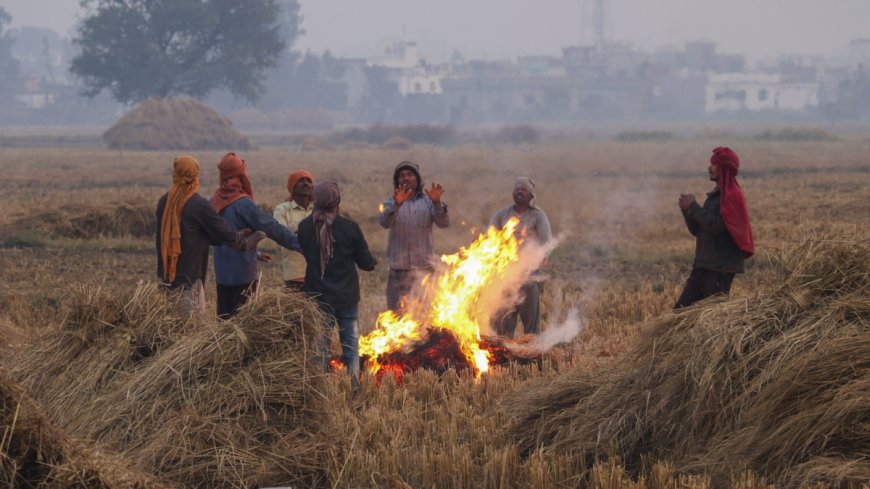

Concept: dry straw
[[6, 202, 154, 240], [103, 97, 251, 151], [506, 234, 870, 488], [12, 284, 339, 488]]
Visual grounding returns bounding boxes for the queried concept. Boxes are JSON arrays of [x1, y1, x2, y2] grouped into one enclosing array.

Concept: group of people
[[155, 146, 754, 385]]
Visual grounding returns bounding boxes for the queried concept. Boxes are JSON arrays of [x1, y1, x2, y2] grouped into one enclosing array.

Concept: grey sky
[[3, 0, 868, 63]]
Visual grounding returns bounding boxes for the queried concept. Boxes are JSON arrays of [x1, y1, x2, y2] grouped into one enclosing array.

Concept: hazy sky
[[3, 0, 868, 63]]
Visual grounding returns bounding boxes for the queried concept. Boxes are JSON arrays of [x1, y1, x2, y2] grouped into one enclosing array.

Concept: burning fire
[[360, 217, 528, 381]]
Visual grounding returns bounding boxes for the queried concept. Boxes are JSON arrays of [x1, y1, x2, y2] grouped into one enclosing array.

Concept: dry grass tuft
[[11, 285, 340, 488], [506, 234, 870, 488], [0, 368, 170, 488], [103, 97, 251, 151]]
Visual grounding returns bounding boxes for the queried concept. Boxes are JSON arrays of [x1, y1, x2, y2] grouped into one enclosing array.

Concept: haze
[[3, 0, 868, 62]]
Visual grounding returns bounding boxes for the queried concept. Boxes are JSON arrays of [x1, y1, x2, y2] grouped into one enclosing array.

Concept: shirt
[[273, 200, 313, 282], [378, 193, 449, 270], [489, 205, 553, 247]]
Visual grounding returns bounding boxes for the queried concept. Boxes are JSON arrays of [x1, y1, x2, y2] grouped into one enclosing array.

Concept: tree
[[70, 0, 299, 104], [0, 7, 20, 105]]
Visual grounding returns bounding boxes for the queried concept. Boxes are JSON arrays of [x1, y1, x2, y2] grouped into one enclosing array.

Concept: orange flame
[[359, 217, 523, 378]]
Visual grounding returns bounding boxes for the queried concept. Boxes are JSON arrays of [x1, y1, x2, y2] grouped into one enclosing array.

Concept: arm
[[378, 197, 399, 229], [432, 199, 449, 228], [536, 211, 553, 246], [194, 198, 257, 251], [351, 222, 377, 271], [686, 201, 728, 235], [681, 208, 700, 237], [240, 199, 301, 251]]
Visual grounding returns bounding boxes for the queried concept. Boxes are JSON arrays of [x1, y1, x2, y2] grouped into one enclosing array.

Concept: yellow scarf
[[161, 155, 200, 283]]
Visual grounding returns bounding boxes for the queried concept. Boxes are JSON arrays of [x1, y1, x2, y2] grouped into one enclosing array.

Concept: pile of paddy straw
[[10, 284, 339, 488], [103, 97, 251, 151], [0, 368, 168, 488], [506, 234, 869, 488], [8, 202, 154, 240]]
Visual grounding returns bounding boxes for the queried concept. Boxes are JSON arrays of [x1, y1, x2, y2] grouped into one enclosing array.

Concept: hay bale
[[6, 202, 154, 240], [11, 284, 338, 488], [103, 97, 251, 151], [0, 368, 170, 488], [506, 234, 870, 488]]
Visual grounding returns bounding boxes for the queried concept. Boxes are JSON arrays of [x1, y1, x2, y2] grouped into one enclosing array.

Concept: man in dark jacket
[[156, 155, 266, 318], [211, 153, 301, 319], [298, 181, 377, 387], [675, 147, 754, 308]]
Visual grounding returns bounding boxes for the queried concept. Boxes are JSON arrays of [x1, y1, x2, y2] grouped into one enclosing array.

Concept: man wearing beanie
[[675, 147, 754, 308], [378, 160, 449, 312], [211, 153, 301, 319], [156, 155, 267, 318], [273, 170, 315, 290], [489, 177, 552, 338]]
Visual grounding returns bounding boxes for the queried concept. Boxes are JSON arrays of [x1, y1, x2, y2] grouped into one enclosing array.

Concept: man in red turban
[[675, 147, 754, 308]]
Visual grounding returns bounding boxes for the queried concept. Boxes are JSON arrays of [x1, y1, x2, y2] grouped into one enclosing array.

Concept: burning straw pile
[[10, 284, 338, 488], [506, 235, 870, 488]]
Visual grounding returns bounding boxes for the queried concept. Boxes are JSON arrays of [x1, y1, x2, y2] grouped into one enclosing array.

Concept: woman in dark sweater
[[297, 181, 377, 386]]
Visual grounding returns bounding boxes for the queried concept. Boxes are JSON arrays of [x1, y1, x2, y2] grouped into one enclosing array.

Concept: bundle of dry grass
[[506, 235, 870, 488], [7, 202, 154, 240], [11, 284, 338, 488], [103, 97, 251, 151], [0, 368, 170, 488]]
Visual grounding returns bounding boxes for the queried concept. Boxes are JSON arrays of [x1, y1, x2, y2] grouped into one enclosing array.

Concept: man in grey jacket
[[378, 161, 449, 312], [489, 177, 552, 337]]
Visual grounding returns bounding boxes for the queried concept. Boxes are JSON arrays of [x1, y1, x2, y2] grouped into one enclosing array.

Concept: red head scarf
[[711, 147, 754, 257], [312, 181, 341, 278], [286, 169, 315, 201], [212, 153, 253, 213]]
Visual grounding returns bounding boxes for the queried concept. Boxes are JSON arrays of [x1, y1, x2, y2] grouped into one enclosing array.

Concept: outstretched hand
[[394, 185, 414, 206], [424, 182, 445, 204]]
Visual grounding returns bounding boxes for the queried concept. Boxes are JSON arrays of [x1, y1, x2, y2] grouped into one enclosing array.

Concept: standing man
[[675, 146, 754, 308], [298, 181, 378, 389], [156, 155, 266, 318], [378, 161, 449, 312], [211, 153, 301, 319], [489, 177, 552, 338], [273, 170, 315, 290]]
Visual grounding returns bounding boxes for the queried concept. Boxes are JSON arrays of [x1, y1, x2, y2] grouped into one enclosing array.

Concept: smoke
[[508, 307, 585, 355]]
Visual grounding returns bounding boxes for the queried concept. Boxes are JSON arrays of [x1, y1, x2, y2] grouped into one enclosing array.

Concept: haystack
[[506, 235, 870, 488], [103, 97, 251, 150], [11, 284, 339, 488], [0, 368, 169, 488], [6, 202, 154, 240]]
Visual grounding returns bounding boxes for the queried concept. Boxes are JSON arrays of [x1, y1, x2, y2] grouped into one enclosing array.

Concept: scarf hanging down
[[711, 147, 755, 257], [161, 155, 200, 283], [311, 181, 341, 278], [212, 152, 253, 213]]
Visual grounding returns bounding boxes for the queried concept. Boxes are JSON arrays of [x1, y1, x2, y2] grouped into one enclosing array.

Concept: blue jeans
[[316, 304, 360, 382]]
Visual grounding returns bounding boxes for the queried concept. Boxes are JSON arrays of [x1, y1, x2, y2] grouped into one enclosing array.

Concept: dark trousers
[[284, 280, 305, 292], [674, 268, 735, 309], [216, 281, 258, 319], [493, 282, 541, 338]]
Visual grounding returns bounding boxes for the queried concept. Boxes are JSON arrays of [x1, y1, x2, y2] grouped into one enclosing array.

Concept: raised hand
[[424, 182, 445, 204], [394, 185, 414, 206], [678, 194, 696, 210]]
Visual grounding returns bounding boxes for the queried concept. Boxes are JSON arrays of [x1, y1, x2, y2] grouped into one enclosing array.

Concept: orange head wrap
[[286, 169, 314, 201], [161, 155, 200, 284], [212, 152, 253, 213]]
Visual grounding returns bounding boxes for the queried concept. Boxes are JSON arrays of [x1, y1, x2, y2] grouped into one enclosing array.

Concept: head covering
[[392, 160, 423, 194], [160, 155, 200, 284], [711, 147, 754, 257], [312, 181, 341, 278], [286, 169, 315, 201], [212, 152, 253, 213], [514, 176, 537, 207]]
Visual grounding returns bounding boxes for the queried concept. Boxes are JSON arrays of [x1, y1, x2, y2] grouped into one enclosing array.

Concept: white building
[[705, 73, 818, 113], [368, 42, 446, 96]]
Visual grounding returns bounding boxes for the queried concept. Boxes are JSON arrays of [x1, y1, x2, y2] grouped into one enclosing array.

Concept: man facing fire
[[675, 147, 754, 308], [378, 161, 449, 312], [489, 177, 552, 338]]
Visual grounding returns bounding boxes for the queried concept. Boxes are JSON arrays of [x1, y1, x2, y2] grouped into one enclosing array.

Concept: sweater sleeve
[[378, 197, 398, 229], [193, 197, 251, 251], [687, 201, 727, 235], [238, 199, 301, 251], [681, 208, 700, 237], [352, 222, 377, 271]]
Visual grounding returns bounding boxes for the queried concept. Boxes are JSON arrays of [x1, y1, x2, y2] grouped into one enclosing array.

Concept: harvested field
[[4, 202, 154, 240]]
